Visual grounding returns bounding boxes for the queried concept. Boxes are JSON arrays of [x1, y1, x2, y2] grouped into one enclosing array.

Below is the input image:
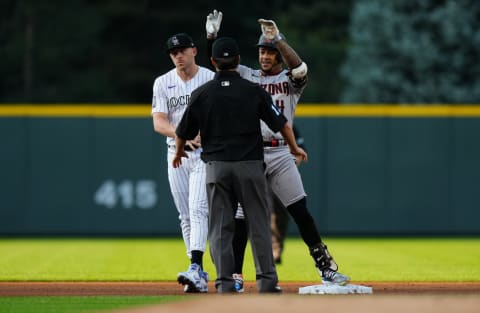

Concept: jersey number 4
[[275, 100, 285, 113]]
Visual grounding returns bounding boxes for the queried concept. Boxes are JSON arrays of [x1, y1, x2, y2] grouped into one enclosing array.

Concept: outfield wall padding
[[1, 111, 479, 235]]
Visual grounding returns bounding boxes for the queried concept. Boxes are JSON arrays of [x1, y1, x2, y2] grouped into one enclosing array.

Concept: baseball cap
[[166, 33, 195, 52], [212, 37, 239, 58]]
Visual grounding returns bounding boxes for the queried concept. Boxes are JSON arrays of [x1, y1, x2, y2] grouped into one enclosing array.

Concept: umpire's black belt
[[263, 139, 287, 147], [168, 144, 195, 151]]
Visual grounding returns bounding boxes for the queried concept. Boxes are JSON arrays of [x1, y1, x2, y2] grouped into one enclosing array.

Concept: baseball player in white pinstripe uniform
[[206, 11, 351, 290], [152, 33, 214, 293]]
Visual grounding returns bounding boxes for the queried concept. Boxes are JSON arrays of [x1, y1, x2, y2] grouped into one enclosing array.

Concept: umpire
[[172, 37, 307, 293]]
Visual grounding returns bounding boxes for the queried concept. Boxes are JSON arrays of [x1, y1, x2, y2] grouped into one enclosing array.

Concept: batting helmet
[[256, 34, 285, 63], [256, 33, 286, 50]]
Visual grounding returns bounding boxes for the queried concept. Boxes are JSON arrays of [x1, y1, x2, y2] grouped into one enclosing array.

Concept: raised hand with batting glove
[[206, 10, 223, 39], [258, 19, 285, 42], [258, 18, 307, 79]]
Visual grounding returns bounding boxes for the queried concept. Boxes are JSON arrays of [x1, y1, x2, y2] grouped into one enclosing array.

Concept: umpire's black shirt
[[176, 70, 287, 162]]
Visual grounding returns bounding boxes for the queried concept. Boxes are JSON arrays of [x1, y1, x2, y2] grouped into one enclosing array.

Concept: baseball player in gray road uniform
[[152, 33, 213, 293], [206, 10, 351, 291], [271, 125, 307, 264]]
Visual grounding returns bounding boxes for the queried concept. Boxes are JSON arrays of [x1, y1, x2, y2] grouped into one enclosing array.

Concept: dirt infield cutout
[[1, 282, 479, 313], [110, 294, 480, 313], [1, 281, 479, 296]]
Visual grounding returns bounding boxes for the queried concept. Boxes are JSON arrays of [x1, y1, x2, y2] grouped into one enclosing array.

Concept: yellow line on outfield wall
[[1, 104, 480, 117], [295, 105, 480, 117], [0, 105, 150, 117]]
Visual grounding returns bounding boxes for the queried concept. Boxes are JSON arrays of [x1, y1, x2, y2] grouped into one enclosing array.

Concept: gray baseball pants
[[205, 160, 278, 293]]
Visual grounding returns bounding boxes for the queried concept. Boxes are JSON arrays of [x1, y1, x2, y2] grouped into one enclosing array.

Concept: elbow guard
[[291, 62, 308, 79]]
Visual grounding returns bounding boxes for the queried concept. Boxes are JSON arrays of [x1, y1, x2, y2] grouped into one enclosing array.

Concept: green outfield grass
[[0, 237, 479, 282], [0, 296, 186, 313]]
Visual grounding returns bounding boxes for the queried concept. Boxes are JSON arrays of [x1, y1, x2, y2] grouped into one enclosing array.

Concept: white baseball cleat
[[177, 263, 209, 293]]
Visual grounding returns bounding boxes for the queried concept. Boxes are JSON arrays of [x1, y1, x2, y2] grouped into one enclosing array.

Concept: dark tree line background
[[0, 0, 352, 103], [341, 0, 480, 104], [1, 0, 478, 104]]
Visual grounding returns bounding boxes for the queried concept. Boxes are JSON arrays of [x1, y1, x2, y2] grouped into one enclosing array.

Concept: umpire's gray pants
[[205, 160, 278, 293]]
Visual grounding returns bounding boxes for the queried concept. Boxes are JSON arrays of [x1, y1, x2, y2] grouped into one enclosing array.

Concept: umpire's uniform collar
[[214, 70, 241, 79]]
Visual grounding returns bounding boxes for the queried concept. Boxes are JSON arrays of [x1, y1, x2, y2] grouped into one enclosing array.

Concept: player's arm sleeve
[[289, 73, 307, 89], [236, 64, 252, 78], [151, 78, 168, 114]]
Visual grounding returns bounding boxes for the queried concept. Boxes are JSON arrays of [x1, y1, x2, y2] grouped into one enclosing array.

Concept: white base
[[298, 283, 373, 295]]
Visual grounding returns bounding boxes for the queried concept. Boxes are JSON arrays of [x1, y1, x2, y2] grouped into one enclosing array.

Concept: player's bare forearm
[[276, 40, 302, 70], [153, 113, 177, 138], [172, 136, 189, 168], [280, 123, 308, 162], [280, 123, 297, 148]]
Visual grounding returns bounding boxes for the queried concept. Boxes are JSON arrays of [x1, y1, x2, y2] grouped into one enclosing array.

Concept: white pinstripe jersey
[[237, 65, 306, 141], [151, 66, 215, 146]]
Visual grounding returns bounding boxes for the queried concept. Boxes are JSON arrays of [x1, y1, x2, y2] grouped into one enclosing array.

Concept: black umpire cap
[[166, 33, 195, 53], [212, 37, 240, 58]]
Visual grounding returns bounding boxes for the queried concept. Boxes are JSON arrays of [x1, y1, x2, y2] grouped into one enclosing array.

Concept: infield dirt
[[1, 282, 479, 313], [1, 281, 479, 296]]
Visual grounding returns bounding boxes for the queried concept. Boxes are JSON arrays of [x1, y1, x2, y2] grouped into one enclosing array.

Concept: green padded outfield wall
[[1, 105, 479, 235]]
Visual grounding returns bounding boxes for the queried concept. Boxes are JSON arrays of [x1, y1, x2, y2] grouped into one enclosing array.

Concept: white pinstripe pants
[[167, 148, 208, 258]]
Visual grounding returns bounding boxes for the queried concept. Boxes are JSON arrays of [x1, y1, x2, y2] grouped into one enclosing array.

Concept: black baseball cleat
[[260, 285, 282, 293]]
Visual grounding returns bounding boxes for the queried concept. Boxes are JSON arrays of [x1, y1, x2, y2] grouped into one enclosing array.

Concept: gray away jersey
[[152, 66, 215, 146], [237, 64, 306, 141]]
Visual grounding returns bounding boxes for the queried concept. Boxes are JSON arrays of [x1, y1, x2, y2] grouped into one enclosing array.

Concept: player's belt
[[167, 144, 195, 151], [263, 139, 287, 147]]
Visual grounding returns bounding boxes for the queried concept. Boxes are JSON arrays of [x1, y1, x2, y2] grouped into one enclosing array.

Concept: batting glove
[[206, 10, 223, 39], [258, 19, 284, 42]]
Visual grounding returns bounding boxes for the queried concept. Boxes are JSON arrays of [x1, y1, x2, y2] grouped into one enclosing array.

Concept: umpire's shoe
[[177, 263, 209, 293]]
